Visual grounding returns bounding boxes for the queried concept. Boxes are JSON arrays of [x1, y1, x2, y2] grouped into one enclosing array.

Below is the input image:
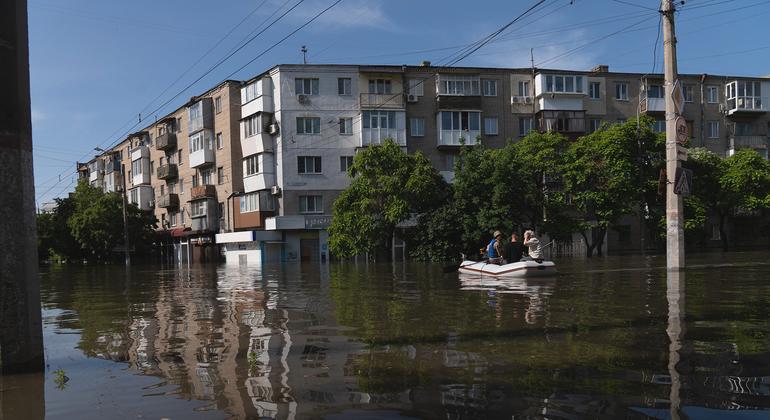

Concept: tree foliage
[[329, 140, 449, 259]]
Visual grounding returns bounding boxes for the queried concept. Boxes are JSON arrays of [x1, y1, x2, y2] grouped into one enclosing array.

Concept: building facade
[[78, 64, 770, 262]]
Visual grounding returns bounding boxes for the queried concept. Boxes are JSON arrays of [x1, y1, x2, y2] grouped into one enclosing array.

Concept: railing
[[438, 130, 480, 146], [360, 128, 406, 146], [727, 97, 766, 114], [359, 93, 404, 108], [190, 184, 217, 200], [640, 97, 665, 112], [157, 164, 178, 180], [731, 135, 768, 148], [158, 193, 179, 208], [155, 132, 177, 150]]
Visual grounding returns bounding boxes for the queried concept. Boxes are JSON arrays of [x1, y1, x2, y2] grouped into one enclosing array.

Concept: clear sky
[[29, 0, 770, 204]]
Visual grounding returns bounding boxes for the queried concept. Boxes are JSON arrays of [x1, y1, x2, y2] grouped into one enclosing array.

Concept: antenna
[[301, 45, 308, 64]]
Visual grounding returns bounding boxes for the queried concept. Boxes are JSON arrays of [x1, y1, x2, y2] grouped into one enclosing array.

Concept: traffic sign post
[[674, 167, 692, 196], [675, 116, 688, 145]]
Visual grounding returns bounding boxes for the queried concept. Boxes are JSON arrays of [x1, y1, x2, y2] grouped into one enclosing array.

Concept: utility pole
[[662, 0, 685, 269], [301, 45, 308, 64], [121, 162, 131, 266]]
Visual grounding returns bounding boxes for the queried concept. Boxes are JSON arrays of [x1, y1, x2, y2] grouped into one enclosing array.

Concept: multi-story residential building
[[78, 63, 769, 261]]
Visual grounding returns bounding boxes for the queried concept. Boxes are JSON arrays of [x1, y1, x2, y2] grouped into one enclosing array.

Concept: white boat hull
[[458, 260, 557, 278]]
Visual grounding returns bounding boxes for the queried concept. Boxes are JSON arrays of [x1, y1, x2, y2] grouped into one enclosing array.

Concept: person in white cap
[[523, 230, 543, 262]]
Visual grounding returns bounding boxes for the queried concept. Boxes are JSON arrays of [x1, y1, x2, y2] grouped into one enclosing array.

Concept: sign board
[[675, 116, 688, 144], [672, 79, 685, 114], [305, 215, 333, 229], [677, 145, 688, 162], [674, 167, 692, 196]]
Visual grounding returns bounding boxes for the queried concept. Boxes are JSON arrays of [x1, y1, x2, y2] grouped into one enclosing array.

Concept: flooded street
[[3, 252, 770, 419]]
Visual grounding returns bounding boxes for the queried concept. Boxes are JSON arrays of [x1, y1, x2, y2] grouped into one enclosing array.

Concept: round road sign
[[675, 117, 688, 145]]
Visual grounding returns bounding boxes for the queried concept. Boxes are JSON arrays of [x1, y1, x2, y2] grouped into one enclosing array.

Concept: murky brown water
[[3, 252, 770, 419]]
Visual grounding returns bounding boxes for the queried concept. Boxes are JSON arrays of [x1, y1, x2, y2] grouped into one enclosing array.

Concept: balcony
[[130, 145, 149, 161], [640, 97, 665, 113], [155, 132, 177, 151], [104, 159, 120, 174], [103, 172, 122, 193], [360, 93, 404, 109], [436, 95, 482, 110], [538, 110, 586, 135], [361, 128, 406, 147], [188, 98, 213, 134], [190, 184, 217, 201], [157, 164, 178, 180], [241, 133, 274, 157], [730, 135, 767, 149], [438, 130, 480, 147], [726, 80, 767, 116], [158, 193, 179, 209], [242, 94, 274, 118]]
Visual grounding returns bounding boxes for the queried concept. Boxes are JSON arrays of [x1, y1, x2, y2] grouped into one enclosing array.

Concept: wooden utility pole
[[662, 0, 685, 269]]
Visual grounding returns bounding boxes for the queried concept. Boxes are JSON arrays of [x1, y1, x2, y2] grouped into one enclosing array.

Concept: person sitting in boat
[[523, 230, 543, 263], [505, 232, 526, 263], [486, 231, 505, 264]]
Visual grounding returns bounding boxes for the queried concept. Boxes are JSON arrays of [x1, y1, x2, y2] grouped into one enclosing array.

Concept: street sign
[[672, 79, 685, 114], [674, 167, 692, 196], [676, 145, 688, 161], [675, 116, 688, 144]]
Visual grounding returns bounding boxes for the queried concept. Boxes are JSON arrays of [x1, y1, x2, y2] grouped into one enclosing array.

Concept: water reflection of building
[[458, 275, 555, 324]]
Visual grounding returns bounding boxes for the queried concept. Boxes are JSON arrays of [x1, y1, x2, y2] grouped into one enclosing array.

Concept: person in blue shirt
[[487, 230, 505, 264]]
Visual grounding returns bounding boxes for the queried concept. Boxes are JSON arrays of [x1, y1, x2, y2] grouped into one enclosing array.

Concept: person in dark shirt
[[505, 232, 526, 263]]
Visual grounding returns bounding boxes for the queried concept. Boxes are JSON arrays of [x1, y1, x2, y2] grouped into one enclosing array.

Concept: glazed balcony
[[157, 164, 178, 180], [360, 93, 404, 109], [155, 132, 177, 151], [158, 193, 179, 209], [730, 135, 767, 149]]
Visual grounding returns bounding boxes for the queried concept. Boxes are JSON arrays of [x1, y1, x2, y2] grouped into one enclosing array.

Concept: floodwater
[[3, 252, 770, 419]]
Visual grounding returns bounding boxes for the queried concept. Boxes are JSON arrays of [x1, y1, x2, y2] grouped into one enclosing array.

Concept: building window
[[216, 132, 223, 149], [241, 81, 260, 104], [362, 110, 398, 129], [652, 120, 666, 133], [179, 179, 184, 193], [161, 213, 166, 227], [482, 80, 497, 96], [296, 117, 321, 134], [340, 156, 354, 172], [299, 195, 323, 214], [407, 79, 424, 96], [217, 167, 224, 184], [707, 85, 719, 103], [180, 208, 184, 225], [647, 84, 664, 99], [615, 83, 629, 100], [338, 78, 352, 95], [438, 74, 480, 96], [339, 117, 353, 135], [519, 118, 533, 136], [295, 78, 319, 95], [160, 184, 165, 195], [150, 160, 154, 176], [368, 79, 392, 94], [298, 156, 322, 174], [170, 211, 177, 227], [169, 182, 176, 194], [190, 200, 206, 217], [708, 121, 720, 138], [244, 155, 259, 176], [240, 192, 260, 213], [484, 117, 498, 135], [545, 75, 584, 94], [517, 80, 530, 97], [218, 202, 224, 220], [589, 119, 602, 133], [684, 84, 694, 103], [589, 82, 601, 99], [735, 122, 753, 136], [214, 96, 222, 114], [410, 118, 425, 137], [201, 168, 212, 185], [192, 175, 198, 187], [131, 159, 143, 176], [243, 115, 260, 138], [178, 149, 183, 166], [440, 111, 480, 131], [189, 130, 211, 153]]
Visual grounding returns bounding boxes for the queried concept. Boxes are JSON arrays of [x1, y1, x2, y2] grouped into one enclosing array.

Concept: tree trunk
[[718, 213, 729, 252], [595, 227, 606, 257], [580, 230, 596, 257]]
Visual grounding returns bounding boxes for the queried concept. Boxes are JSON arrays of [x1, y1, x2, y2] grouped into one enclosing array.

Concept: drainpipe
[[700, 74, 706, 147]]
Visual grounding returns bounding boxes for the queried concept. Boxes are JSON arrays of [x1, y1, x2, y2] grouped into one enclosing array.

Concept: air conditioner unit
[[407, 94, 418, 103], [524, 96, 533, 104], [270, 185, 282, 196], [268, 123, 280, 135], [297, 94, 310, 105], [512, 96, 520, 104]]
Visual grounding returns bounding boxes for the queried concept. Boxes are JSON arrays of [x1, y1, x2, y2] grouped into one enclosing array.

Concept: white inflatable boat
[[458, 259, 557, 278]]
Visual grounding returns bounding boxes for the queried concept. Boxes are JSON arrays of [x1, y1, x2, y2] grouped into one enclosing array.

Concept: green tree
[[329, 139, 449, 259], [36, 196, 85, 262], [67, 181, 157, 261], [685, 148, 770, 250], [562, 118, 664, 256]]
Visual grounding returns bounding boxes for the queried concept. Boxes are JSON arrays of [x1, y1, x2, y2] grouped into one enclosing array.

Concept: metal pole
[[662, 0, 685, 269]]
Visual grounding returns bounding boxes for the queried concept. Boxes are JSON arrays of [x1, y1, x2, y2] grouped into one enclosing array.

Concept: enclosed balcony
[[88, 160, 103, 182], [158, 193, 179, 209], [188, 98, 213, 134], [104, 159, 120, 174], [190, 184, 217, 201], [155, 132, 177, 151], [189, 197, 219, 232], [360, 93, 404, 109], [360, 110, 406, 147], [189, 130, 215, 168], [103, 171, 122, 193], [538, 110, 586, 135], [437, 110, 480, 147], [157, 164, 178, 180], [726, 80, 767, 116], [730, 135, 767, 149]]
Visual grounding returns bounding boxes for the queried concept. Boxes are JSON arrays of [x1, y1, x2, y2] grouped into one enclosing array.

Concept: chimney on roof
[[420, 60, 431, 67], [591, 65, 609, 73]]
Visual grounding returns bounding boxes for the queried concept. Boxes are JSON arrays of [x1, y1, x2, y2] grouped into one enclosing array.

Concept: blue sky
[[29, 0, 770, 204]]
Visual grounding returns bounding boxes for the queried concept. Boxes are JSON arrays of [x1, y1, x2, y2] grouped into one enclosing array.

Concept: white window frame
[[295, 78, 319, 95], [544, 75, 584, 94], [707, 85, 719, 103], [243, 115, 260, 138], [519, 118, 533, 136], [296, 117, 321, 135], [244, 155, 259, 176], [214, 96, 222, 114], [407, 79, 424, 96], [440, 111, 480, 131], [652, 120, 666, 133], [438, 74, 480, 96], [410, 118, 425, 137], [647, 84, 664, 99], [589, 82, 601, 99], [240, 192, 260, 214], [484, 117, 499, 135], [340, 156, 354, 172], [201, 168, 212, 185], [190, 200, 206, 217], [482, 80, 497, 97], [216, 132, 223, 149], [338, 78, 352, 95], [684, 84, 694, 103], [241, 81, 261, 104], [299, 195, 323, 214], [339, 117, 353, 135], [189, 130, 211, 153], [615, 83, 629, 101], [708, 121, 720, 138], [589, 119, 602, 133], [517, 80, 530, 97], [297, 156, 322, 174], [368, 79, 392, 94]]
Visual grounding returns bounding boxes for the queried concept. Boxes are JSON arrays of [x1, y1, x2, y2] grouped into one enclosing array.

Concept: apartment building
[[77, 63, 770, 261]]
